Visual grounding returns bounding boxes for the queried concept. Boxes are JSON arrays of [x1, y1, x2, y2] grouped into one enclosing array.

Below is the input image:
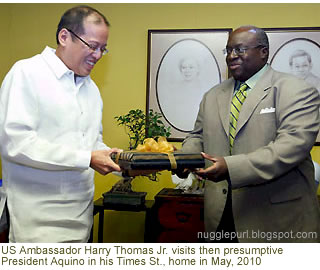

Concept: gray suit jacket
[[182, 66, 320, 242]]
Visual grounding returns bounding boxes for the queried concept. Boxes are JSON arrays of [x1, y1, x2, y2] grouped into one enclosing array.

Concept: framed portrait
[[146, 28, 232, 141], [264, 27, 320, 144]]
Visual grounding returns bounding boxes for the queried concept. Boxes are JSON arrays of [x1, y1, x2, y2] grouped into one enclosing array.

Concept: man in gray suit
[[181, 26, 320, 242]]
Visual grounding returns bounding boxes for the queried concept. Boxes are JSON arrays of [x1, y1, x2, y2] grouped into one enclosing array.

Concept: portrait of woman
[[156, 39, 220, 132]]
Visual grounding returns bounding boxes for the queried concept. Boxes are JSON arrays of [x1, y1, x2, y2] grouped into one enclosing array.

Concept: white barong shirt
[[0, 46, 109, 242]]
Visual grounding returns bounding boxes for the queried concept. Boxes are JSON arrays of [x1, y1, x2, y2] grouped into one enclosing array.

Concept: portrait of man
[[270, 38, 320, 92], [270, 38, 320, 142], [289, 49, 320, 91]]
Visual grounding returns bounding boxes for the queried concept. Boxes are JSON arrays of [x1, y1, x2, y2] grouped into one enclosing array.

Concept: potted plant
[[114, 109, 171, 150], [103, 109, 171, 206]]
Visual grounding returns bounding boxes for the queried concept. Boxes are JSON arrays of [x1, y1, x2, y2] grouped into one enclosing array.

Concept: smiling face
[[290, 55, 312, 79], [226, 27, 268, 82], [56, 14, 109, 77], [179, 58, 199, 81]]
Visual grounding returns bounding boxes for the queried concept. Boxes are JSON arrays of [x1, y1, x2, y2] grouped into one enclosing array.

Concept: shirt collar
[[244, 64, 268, 90], [41, 46, 90, 84]]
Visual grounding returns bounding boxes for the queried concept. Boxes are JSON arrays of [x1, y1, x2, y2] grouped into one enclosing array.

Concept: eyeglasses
[[223, 45, 263, 56], [66, 28, 108, 56]]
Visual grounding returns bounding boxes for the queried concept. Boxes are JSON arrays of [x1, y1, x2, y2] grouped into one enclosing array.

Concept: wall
[[0, 3, 320, 242], [0, 4, 11, 178]]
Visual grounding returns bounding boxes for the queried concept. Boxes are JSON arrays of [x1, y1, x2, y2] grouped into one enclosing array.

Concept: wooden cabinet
[[146, 188, 204, 243]]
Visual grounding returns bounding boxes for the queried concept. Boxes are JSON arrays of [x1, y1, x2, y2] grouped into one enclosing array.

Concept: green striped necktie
[[229, 82, 248, 153]]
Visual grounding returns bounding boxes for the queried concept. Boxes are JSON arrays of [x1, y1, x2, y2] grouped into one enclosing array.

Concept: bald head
[[232, 25, 269, 53]]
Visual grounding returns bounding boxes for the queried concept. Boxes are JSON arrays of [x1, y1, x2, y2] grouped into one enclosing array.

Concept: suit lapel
[[236, 67, 273, 133], [217, 79, 235, 136], [217, 67, 274, 138]]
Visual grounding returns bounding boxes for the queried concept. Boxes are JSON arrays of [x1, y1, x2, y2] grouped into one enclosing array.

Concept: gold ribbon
[[115, 152, 121, 165], [167, 153, 177, 170]]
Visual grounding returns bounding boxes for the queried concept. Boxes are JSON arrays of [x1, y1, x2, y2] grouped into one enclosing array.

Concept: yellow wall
[[0, 4, 10, 179], [1, 3, 320, 242]]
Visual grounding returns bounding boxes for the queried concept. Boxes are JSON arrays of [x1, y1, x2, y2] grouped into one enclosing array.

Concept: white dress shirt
[[0, 46, 109, 242]]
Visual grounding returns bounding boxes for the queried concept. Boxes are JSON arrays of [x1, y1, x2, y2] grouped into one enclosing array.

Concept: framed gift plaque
[[146, 28, 232, 141], [264, 27, 320, 144]]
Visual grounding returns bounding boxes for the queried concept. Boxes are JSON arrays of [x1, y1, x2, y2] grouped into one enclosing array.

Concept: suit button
[[223, 189, 227, 194]]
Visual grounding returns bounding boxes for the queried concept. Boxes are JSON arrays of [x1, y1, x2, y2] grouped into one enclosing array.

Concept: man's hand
[[90, 148, 122, 175], [194, 152, 229, 182], [171, 168, 190, 179]]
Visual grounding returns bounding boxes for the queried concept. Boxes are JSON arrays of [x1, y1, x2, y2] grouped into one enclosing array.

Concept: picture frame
[[146, 28, 232, 141], [264, 27, 320, 144]]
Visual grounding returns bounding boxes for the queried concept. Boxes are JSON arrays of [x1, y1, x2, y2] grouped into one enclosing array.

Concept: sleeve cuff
[[76, 150, 92, 169]]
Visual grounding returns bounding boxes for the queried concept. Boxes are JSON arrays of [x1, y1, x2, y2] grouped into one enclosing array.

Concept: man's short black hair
[[56, 5, 110, 44]]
